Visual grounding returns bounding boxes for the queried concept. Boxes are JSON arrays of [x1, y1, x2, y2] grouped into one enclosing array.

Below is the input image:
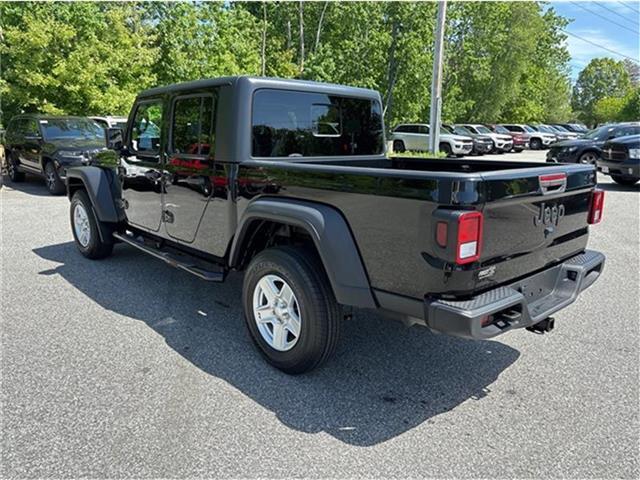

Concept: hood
[[45, 137, 107, 151], [442, 134, 473, 142], [488, 133, 513, 141], [550, 138, 594, 148]]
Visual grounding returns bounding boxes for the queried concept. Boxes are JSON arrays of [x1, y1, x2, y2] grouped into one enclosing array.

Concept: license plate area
[[513, 266, 558, 304]]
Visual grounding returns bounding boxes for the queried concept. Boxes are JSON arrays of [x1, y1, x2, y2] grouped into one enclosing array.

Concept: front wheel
[[439, 143, 452, 157], [530, 138, 542, 150], [243, 246, 341, 374], [45, 162, 65, 195], [611, 175, 639, 186], [70, 190, 114, 259], [579, 151, 598, 164]]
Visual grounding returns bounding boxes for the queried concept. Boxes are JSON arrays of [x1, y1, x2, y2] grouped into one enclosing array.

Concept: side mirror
[[106, 127, 123, 150]]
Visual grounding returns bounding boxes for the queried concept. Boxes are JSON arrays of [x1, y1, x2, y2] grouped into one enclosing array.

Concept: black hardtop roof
[[137, 75, 381, 100]]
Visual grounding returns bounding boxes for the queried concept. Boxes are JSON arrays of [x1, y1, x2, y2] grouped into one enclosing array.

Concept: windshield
[[494, 125, 510, 134], [538, 125, 554, 133], [440, 126, 453, 135], [454, 126, 473, 136], [523, 125, 536, 133], [583, 126, 613, 140], [40, 118, 105, 141], [475, 125, 492, 134], [553, 125, 569, 132]]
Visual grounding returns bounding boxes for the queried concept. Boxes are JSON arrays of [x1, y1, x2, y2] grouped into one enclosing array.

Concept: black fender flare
[[66, 166, 123, 223], [229, 198, 376, 309]]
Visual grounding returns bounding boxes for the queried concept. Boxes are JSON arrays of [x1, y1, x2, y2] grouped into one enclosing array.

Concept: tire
[[242, 246, 341, 374], [7, 154, 25, 182], [490, 141, 496, 153], [393, 140, 405, 153], [44, 161, 65, 195], [530, 138, 542, 150], [579, 151, 598, 164], [439, 142, 452, 157], [70, 190, 114, 259], [513, 148, 523, 153], [611, 175, 639, 186]]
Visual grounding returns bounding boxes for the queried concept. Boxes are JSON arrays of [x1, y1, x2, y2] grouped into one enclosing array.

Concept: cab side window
[[130, 101, 163, 154], [171, 94, 216, 156]]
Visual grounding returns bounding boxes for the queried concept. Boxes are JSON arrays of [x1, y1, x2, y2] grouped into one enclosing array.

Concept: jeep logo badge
[[534, 202, 565, 227]]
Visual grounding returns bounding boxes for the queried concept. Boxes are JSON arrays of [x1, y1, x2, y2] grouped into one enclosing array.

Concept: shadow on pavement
[[2, 174, 54, 197], [33, 241, 520, 446]]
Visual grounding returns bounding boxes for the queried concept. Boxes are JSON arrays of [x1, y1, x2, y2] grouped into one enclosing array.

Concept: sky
[[546, 1, 640, 81]]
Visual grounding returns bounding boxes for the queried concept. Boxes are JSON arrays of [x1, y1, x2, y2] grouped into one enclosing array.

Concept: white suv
[[501, 124, 556, 150], [391, 123, 473, 157], [459, 124, 514, 153]]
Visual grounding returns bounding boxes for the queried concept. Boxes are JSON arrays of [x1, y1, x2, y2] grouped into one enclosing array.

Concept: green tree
[[0, 2, 157, 120], [593, 96, 626, 123], [572, 58, 632, 126]]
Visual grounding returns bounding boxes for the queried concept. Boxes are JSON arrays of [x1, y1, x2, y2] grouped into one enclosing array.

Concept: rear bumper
[[597, 158, 640, 178], [425, 250, 605, 340]]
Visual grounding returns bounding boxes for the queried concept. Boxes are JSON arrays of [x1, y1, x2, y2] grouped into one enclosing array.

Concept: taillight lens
[[456, 211, 483, 264], [588, 189, 605, 224]]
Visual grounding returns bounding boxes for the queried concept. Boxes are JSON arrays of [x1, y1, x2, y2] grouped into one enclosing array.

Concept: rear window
[[252, 89, 384, 157]]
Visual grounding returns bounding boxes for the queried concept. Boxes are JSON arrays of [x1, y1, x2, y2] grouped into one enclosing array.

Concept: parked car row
[[390, 122, 590, 157]]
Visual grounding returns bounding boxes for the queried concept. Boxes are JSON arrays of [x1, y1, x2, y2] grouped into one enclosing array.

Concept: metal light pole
[[428, 0, 447, 155]]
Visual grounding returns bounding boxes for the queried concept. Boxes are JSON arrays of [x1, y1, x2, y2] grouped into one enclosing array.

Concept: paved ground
[[1, 154, 638, 478]]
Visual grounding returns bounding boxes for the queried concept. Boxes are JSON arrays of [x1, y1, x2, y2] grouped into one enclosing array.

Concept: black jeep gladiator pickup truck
[[66, 76, 605, 373]]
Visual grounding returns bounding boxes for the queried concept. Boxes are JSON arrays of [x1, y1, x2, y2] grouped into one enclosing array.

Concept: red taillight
[[456, 211, 483, 264], [588, 189, 605, 224], [436, 221, 448, 247]]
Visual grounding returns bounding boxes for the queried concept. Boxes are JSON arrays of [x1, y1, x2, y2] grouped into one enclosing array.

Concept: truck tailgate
[[474, 165, 596, 291]]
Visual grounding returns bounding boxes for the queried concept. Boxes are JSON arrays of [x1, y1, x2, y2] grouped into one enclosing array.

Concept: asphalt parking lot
[[1, 152, 638, 478]]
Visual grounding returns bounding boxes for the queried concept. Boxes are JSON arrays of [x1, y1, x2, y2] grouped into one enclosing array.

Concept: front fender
[[230, 198, 376, 309], [66, 166, 123, 223]]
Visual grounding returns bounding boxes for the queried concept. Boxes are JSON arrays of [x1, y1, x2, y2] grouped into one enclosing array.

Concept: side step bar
[[113, 232, 225, 282]]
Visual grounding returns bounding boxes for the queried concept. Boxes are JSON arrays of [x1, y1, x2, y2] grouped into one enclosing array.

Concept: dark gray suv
[[4, 115, 107, 194]]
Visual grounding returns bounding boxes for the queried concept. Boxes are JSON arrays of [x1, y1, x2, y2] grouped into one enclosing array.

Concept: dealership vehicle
[[488, 124, 529, 152], [445, 124, 493, 155], [459, 124, 513, 153], [4, 115, 107, 194], [531, 124, 577, 142], [597, 134, 640, 186], [556, 123, 588, 134], [390, 123, 473, 157], [547, 124, 580, 140], [66, 76, 605, 373], [547, 123, 640, 164], [500, 124, 556, 150], [89, 116, 128, 131]]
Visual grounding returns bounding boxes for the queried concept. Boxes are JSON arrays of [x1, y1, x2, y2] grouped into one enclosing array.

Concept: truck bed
[[236, 156, 597, 300]]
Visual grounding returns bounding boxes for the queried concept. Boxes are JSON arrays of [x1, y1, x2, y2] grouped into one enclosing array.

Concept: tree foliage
[[572, 58, 632, 126], [1, 1, 575, 129]]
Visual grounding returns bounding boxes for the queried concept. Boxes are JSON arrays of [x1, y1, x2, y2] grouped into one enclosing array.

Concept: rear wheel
[[579, 151, 598, 164], [70, 190, 114, 259], [611, 175, 639, 186], [393, 140, 405, 153], [439, 142, 452, 157], [243, 246, 341, 374], [44, 162, 65, 195], [530, 138, 542, 150], [7, 154, 25, 182]]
